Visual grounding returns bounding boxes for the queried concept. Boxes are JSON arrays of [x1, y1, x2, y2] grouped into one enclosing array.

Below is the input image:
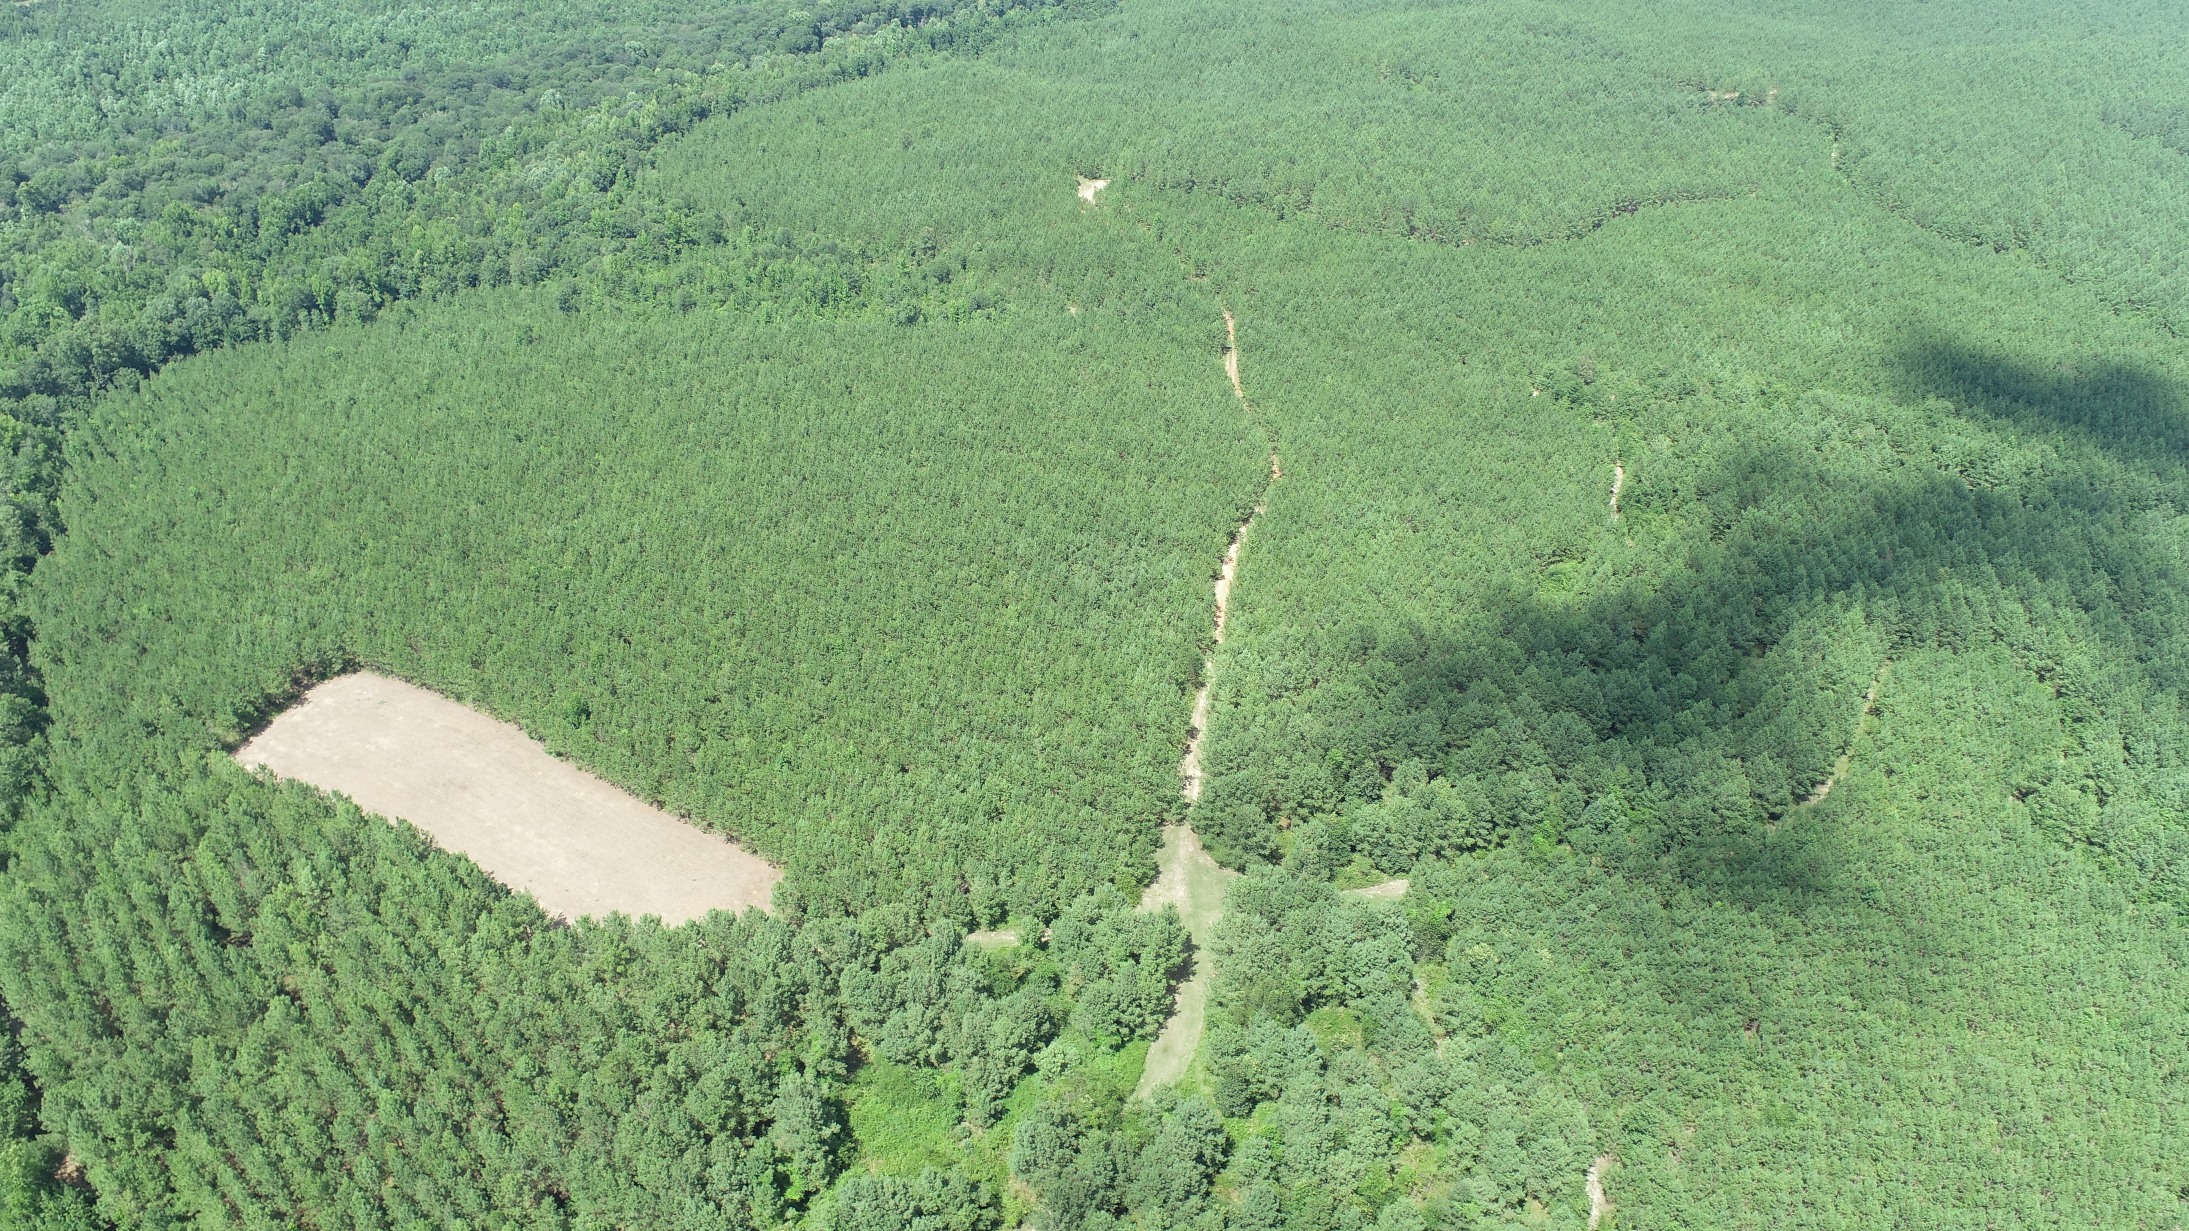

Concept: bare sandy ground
[[1344, 877, 1409, 901], [1586, 1154, 1615, 1228], [1177, 309, 1277, 803], [236, 672, 781, 924], [1077, 176, 1109, 202], [1135, 823, 1238, 1098], [1221, 308, 1246, 400], [1139, 307, 1278, 1098], [1176, 525, 1247, 803]]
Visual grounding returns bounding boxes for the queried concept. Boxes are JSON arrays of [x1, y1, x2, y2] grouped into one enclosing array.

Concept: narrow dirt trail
[[1610, 462, 1624, 518], [1222, 312, 1245, 399], [1586, 1155, 1615, 1228], [1138, 306, 1279, 1097], [1134, 823, 1235, 1098], [1798, 661, 1891, 808], [1175, 309, 1277, 802]]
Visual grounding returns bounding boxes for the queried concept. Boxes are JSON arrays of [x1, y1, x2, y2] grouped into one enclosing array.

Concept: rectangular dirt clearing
[[237, 672, 781, 924]]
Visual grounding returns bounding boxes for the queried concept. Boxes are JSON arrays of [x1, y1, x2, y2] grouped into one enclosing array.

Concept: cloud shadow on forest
[[1894, 334, 2189, 469], [1279, 342, 2189, 937]]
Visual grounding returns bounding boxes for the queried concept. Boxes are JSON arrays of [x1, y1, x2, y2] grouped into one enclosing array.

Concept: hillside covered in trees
[[2, 0, 2187, 1227]]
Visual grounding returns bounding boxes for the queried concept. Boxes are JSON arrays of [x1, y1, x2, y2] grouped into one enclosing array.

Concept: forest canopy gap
[[236, 671, 783, 924]]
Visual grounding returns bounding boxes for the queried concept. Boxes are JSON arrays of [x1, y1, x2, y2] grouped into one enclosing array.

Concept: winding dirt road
[[1174, 310, 1277, 802], [1137, 307, 1279, 1096]]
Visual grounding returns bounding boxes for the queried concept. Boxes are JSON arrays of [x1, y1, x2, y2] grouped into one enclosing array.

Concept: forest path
[[1797, 661, 1891, 808], [1134, 823, 1237, 1097], [1610, 462, 1624, 518], [1174, 310, 1276, 801], [1138, 307, 1279, 1098], [1345, 877, 1409, 901], [1586, 1155, 1614, 1228]]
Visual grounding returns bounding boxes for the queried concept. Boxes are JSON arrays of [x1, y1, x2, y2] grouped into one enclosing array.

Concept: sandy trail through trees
[[1134, 823, 1237, 1098], [1586, 1155, 1615, 1228], [1799, 661, 1891, 807], [1176, 521, 1246, 800], [1610, 462, 1624, 518], [1345, 877, 1409, 901], [1176, 310, 1274, 800], [1139, 307, 1279, 1096], [237, 672, 781, 923], [1222, 311, 1245, 400]]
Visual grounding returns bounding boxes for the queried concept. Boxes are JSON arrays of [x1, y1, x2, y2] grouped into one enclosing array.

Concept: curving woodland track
[[1137, 307, 1279, 1097]]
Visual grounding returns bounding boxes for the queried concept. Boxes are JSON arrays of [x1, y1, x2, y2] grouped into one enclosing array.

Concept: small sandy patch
[[1134, 823, 1238, 1097], [1344, 877, 1408, 901], [1587, 1154, 1615, 1228], [1138, 965, 1213, 1096], [1077, 176, 1109, 202], [966, 928, 1020, 950], [1222, 309, 1245, 400], [237, 672, 781, 924]]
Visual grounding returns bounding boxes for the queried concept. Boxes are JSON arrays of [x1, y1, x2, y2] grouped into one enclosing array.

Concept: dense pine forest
[[3, 0, 2188, 1226]]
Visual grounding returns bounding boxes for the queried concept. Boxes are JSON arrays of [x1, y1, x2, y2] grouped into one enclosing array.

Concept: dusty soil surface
[[1344, 877, 1409, 901], [966, 929, 1020, 949], [1140, 306, 1277, 1097], [1410, 971, 1448, 1056], [1135, 823, 1238, 1097], [1586, 1155, 1615, 1228], [1177, 310, 1278, 802], [1140, 821, 1233, 939], [1177, 525, 1248, 803], [1222, 309, 1245, 399], [237, 672, 781, 924], [1077, 176, 1110, 202], [1610, 462, 1624, 517], [1140, 966, 1214, 1094]]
